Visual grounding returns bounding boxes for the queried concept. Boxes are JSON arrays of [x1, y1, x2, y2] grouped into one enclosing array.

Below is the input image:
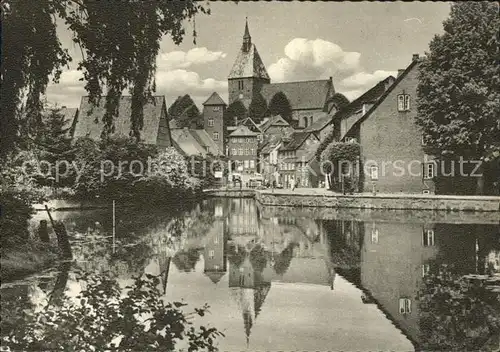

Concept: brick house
[[203, 92, 226, 154], [228, 125, 259, 174], [342, 54, 436, 194]]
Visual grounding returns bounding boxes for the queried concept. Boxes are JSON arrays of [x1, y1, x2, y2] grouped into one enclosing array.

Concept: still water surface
[[1, 198, 499, 351]]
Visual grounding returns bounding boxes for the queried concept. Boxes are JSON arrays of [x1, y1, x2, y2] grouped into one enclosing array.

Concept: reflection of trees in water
[[273, 242, 298, 276], [322, 219, 363, 270], [172, 247, 201, 272], [418, 264, 500, 351], [249, 244, 267, 274]]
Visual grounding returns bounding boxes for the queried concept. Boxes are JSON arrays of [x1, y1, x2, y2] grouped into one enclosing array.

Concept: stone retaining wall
[[203, 189, 255, 198], [255, 191, 500, 212]]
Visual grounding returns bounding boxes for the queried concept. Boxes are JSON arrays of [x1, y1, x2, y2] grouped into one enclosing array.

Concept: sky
[[45, 1, 452, 110]]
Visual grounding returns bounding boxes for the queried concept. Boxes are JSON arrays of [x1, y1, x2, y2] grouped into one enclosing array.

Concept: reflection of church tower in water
[[228, 251, 271, 346]]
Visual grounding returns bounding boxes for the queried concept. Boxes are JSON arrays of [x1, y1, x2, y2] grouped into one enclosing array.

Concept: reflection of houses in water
[[359, 221, 499, 349], [486, 249, 500, 274], [360, 221, 438, 347], [228, 198, 259, 236]]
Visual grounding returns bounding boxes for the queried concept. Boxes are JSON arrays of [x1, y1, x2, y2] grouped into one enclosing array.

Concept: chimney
[[397, 69, 405, 78], [412, 53, 419, 62]]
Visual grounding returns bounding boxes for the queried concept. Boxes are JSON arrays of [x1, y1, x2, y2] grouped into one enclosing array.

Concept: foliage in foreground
[[2, 272, 224, 352], [419, 264, 500, 351], [416, 2, 500, 161]]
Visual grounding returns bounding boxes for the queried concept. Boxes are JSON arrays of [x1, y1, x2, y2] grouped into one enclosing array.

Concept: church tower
[[228, 19, 270, 106]]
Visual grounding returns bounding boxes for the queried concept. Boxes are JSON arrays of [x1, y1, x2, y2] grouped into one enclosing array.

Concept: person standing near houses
[[291, 177, 296, 191]]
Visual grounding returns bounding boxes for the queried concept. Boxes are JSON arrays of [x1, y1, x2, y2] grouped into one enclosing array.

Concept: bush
[[2, 272, 224, 351]]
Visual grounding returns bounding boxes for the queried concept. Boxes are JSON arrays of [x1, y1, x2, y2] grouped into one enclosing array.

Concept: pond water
[[1, 198, 499, 351]]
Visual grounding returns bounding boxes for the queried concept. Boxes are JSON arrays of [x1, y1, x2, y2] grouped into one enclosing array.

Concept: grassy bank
[[1, 241, 59, 283]]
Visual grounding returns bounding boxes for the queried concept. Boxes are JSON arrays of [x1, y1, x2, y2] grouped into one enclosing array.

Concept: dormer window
[[397, 94, 411, 111], [208, 118, 214, 127]]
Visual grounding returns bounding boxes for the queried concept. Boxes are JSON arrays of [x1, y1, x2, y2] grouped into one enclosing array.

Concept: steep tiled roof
[[239, 117, 262, 132], [190, 129, 223, 155], [281, 131, 314, 151], [74, 96, 166, 144], [260, 139, 281, 155], [229, 125, 259, 137], [170, 128, 207, 156], [261, 79, 333, 111], [203, 92, 227, 106], [334, 75, 396, 122], [259, 115, 290, 132], [228, 44, 270, 80], [303, 112, 331, 132]]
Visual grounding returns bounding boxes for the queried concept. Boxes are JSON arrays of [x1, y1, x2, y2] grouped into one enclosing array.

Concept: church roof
[[261, 79, 334, 111], [74, 96, 167, 144], [203, 92, 227, 106], [228, 44, 270, 80], [303, 112, 331, 132]]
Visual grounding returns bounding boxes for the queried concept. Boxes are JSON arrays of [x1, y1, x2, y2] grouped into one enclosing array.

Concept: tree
[[416, 2, 500, 191], [248, 93, 268, 124], [418, 264, 500, 351], [168, 94, 202, 129], [329, 93, 350, 113], [225, 100, 247, 126], [0, 0, 210, 159], [268, 92, 292, 123]]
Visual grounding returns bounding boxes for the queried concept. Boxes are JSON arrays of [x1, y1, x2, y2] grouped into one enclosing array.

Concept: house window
[[213, 132, 219, 140], [244, 160, 249, 169], [231, 148, 236, 156], [214, 265, 220, 270], [370, 166, 379, 180], [399, 298, 412, 314], [245, 148, 249, 155], [250, 160, 255, 169], [397, 94, 411, 111], [238, 80, 244, 90], [423, 229, 435, 246], [213, 106, 220, 112], [238, 148, 243, 155], [422, 264, 430, 277], [208, 118, 214, 127], [371, 229, 379, 244], [250, 148, 255, 155], [246, 137, 250, 143], [208, 250, 215, 259], [214, 236, 219, 244], [423, 162, 435, 179]]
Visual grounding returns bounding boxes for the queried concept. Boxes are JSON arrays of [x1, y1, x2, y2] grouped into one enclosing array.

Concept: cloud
[[268, 38, 397, 101], [157, 47, 227, 70], [341, 70, 397, 89], [45, 47, 228, 109], [268, 38, 361, 83]]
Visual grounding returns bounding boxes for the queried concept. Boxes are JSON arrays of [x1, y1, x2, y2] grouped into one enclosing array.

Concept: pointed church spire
[[242, 17, 251, 52]]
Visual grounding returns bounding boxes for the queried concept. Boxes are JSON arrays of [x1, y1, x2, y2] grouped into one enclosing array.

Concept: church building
[[227, 19, 337, 129]]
